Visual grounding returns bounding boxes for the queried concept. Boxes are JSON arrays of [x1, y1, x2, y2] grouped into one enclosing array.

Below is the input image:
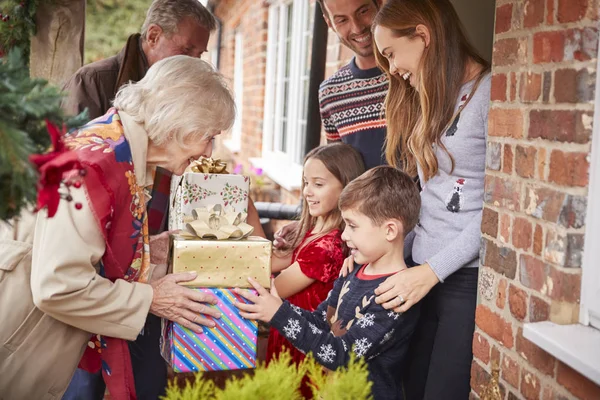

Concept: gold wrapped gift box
[[169, 235, 272, 289]]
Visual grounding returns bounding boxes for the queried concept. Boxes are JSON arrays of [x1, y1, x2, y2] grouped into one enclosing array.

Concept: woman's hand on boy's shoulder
[[339, 254, 355, 277], [234, 277, 283, 323], [374, 263, 439, 313]]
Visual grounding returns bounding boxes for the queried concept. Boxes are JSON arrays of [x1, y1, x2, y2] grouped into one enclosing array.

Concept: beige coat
[[0, 112, 154, 399]]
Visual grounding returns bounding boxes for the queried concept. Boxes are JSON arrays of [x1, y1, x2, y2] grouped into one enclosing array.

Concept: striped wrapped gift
[[161, 288, 258, 372]]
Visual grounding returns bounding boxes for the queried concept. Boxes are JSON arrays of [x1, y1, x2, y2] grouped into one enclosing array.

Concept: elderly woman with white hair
[[0, 56, 234, 399]]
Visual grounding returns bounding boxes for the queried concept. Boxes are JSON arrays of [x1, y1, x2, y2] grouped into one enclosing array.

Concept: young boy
[[235, 166, 421, 400]]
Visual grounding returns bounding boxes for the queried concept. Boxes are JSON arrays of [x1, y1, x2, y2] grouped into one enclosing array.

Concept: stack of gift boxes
[[161, 159, 271, 373]]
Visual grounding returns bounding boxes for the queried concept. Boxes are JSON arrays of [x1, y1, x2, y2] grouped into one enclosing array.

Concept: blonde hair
[[113, 55, 235, 146], [373, 0, 489, 181], [141, 0, 217, 39], [285, 143, 366, 256]]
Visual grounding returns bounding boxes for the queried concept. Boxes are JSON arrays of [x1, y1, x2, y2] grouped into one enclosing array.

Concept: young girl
[[370, 0, 491, 398], [267, 143, 365, 367]]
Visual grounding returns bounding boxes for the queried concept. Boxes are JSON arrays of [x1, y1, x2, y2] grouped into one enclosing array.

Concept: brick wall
[[212, 0, 268, 164], [473, 0, 600, 399], [211, 0, 352, 207]]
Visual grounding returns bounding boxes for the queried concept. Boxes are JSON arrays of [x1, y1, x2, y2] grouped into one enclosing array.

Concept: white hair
[[141, 0, 217, 39], [113, 55, 235, 146]]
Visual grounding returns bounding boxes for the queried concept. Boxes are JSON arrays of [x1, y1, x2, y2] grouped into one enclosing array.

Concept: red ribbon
[[29, 120, 83, 217]]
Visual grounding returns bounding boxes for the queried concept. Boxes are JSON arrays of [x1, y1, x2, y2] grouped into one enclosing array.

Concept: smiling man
[[62, 0, 214, 119], [318, 0, 387, 170]]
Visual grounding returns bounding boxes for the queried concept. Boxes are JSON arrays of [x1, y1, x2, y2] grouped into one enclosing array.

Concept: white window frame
[[254, 0, 312, 191], [225, 31, 244, 153], [523, 49, 600, 385]]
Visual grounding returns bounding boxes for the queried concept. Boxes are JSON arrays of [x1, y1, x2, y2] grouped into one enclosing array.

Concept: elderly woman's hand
[[374, 264, 439, 313], [149, 272, 221, 333]]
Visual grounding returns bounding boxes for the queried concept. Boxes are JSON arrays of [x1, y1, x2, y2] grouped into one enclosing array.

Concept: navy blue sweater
[[270, 265, 420, 400]]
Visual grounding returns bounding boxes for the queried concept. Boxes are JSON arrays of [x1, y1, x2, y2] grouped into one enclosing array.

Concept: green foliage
[[0, 47, 87, 220], [0, 0, 39, 59], [85, 0, 151, 64], [305, 352, 373, 400], [162, 351, 373, 400]]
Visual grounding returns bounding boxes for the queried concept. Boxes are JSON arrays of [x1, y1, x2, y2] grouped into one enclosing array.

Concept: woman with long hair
[[371, 0, 491, 398]]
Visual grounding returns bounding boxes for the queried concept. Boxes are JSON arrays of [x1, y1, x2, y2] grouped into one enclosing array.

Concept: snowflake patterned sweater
[[270, 265, 420, 400]]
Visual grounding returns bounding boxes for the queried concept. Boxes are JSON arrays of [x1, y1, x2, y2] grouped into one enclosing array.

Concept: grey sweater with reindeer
[[405, 73, 492, 282], [270, 265, 420, 400]]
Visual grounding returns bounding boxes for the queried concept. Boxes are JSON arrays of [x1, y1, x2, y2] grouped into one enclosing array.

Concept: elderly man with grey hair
[[63, 0, 216, 118], [0, 56, 235, 399]]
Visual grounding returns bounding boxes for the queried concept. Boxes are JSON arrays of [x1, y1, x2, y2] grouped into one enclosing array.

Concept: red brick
[[473, 332, 491, 364], [524, 0, 546, 28], [564, 28, 599, 62], [494, 38, 520, 67], [557, 361, 600, 399], [503, 144, 514, 174], [475, 305, 514, 348], [471, 359, 508, 399], [489, 108, 524, 138], [482, 207, 499, 238], [496, 4, 513, 34], [533, 224, 544, 256], [523, 185, 566, 223], [520, 72, 542, 102], [537, 147, 547, 180], [529, 110, 591, 144], [546, 0, 555, 24], [548, 150, 590, 187], [497, 278, 507, 309], [484, 175, 521, 211], [509, 284, 528, 321], [559, 195, 588, 229], [521, 369, 542, 400], [491, 345, 501, 367], [558, 0, 588, 23], [502, 353, 521, 389], [500, 213, 511, 243], [544, 229, 567, 265], [520, 255, 549, 291], [471, 360, 491, 396], [533, 31, 565, 63], [530, 295, 550, 322], [554, 69, 595, 103], [510, 72, 518, 101], [482, 238, 518, 279], [513, 217, 533, 251], [547, 267, 581, 302], [491, 73, 507, 102], [516, 328, 556, 376], [515, 146, 537, 178]]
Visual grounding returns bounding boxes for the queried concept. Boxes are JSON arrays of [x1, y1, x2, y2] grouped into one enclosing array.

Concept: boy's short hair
[[339, 166, 421, 234]]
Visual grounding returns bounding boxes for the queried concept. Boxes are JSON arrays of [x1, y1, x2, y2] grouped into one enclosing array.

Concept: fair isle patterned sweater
[[270, 265, 420, 400], [319, 58, 388, 170]]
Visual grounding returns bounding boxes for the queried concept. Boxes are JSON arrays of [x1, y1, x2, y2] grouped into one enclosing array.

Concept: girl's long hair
[[286, 143, 365, 256], [373, 0, 490, 181]]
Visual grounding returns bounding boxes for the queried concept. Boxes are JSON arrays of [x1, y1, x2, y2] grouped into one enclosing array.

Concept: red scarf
[[33, 109, 151, 399]]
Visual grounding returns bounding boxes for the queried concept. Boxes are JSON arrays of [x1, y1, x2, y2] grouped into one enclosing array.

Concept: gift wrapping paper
[[169, 172, 250, 231], [161, 288, 258, 372], [169, 235, 271, 289]]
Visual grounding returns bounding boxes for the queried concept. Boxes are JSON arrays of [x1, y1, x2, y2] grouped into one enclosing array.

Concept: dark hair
[[339, 166, 421, 235], [286, 142, 366, 255], [373, 0, 490, 180], [317, 0, 380, 19]]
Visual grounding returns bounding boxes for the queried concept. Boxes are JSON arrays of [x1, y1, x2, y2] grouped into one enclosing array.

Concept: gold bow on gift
[[181, 204, 254, 240], [186, 157, 228, 174]]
